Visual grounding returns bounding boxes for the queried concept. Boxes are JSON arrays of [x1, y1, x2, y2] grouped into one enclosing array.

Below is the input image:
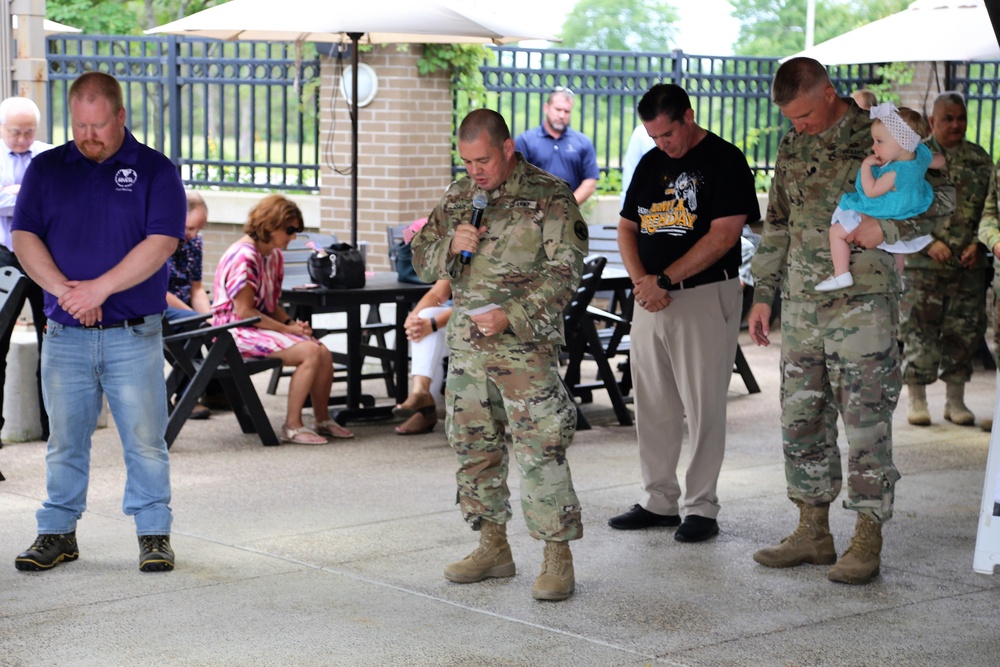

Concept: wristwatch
[[656, 273, 673, 291]]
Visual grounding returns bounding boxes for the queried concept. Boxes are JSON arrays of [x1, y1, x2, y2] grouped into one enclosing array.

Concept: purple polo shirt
[[12, 129, 186, 326]]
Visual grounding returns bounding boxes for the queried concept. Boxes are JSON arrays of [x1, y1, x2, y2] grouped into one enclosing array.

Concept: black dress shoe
[[608, 504, 681, 530], [674, 515, 719, 542]]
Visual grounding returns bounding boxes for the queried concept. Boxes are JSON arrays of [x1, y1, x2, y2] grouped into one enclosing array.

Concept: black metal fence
[[41, 36, 999, 193], [482, 46, 884, 188], [46, 34, 322, 192]]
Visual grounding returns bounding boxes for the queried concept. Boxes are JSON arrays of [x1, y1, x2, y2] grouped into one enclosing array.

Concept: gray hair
[[932, 91, 966, 110], [0, 97, 41, 126]]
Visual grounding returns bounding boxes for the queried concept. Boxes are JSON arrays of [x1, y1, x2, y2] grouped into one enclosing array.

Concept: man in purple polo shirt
[[514, 87, 600, 205], [11, 72, 185, 573]]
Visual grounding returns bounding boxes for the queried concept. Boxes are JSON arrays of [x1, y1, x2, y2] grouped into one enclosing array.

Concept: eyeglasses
[[285, 226, 304, 235], [550, 85, 574, 98]]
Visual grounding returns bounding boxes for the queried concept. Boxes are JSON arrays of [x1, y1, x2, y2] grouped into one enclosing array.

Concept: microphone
[[460, 193, 488, 265]]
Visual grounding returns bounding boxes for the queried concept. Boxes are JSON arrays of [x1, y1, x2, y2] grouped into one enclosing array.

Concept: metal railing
[[42, 36, 998, 192], [481, 46, 884, 186], [46, 34, 322, 192]]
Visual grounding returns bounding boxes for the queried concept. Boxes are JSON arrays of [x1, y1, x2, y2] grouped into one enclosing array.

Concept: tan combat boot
[[443, 520, 516, 583], [532, 541, 575, 601], [907, 383, 932, 426], [944, 382, 975, 426], [753, 500, 837, 568], [828, 513, 883, 585]]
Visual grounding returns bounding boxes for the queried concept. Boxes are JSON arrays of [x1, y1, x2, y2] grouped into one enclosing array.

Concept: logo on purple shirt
[[115, 168, 137, 190]]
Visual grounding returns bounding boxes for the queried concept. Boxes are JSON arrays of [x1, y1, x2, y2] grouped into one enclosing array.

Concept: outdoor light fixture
[[340, 63, 378, 107]]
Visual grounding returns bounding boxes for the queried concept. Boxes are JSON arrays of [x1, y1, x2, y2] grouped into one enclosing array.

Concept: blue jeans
[[36, 315, 172, 535]]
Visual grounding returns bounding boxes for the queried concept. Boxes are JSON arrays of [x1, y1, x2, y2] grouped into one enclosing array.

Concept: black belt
[[671, 268, 735, 291], [82, 317, 147, 330]]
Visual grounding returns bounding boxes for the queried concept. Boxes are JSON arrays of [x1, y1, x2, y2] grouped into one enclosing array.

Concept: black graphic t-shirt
[[621, 131, 759, 276]]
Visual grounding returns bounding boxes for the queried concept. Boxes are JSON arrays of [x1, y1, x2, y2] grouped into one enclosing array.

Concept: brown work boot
[[443, 520, 516, 583], [944, 382, 975, 426], [907, 383, 931, 426], [753, 500, 837, 568], [532, 541, 575, 601], [828, 513, 883, 585]]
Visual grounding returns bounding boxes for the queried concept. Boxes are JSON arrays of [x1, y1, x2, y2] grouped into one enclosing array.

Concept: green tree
[[731, 0, 910, 57], [561, 0, 679, 52], [46, 0, 226, 34]]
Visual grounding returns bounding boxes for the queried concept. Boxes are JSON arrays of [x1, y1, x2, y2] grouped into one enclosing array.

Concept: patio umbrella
[[146, 0, 556, 246], [11, 16, 83, 35], [787, 0, 1000, 65]]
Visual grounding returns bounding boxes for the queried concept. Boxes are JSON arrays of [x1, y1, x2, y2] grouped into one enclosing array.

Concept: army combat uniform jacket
[[752, 102, 953, 306], [411, 154, 587, 350], [904, 136, 991, 272]]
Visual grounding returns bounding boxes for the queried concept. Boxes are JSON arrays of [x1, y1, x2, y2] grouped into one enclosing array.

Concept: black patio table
[[281, 270, 431, 423]]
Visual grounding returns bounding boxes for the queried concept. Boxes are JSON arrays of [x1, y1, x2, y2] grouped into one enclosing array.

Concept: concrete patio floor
[[1, 330, 999, 667]]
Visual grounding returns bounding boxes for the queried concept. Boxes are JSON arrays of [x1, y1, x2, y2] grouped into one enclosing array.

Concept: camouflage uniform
[[978, 158, 1000, 366], [751, 101, 953, 522], [411, 154, 587, 541], [901, 137, 992, 386]]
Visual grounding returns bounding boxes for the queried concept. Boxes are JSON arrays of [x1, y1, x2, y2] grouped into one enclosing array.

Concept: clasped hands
[[632, 274, 671, 313], [404, 312, 429, 342], [57, 279, 110, 327], [927, 240, 979, 268]]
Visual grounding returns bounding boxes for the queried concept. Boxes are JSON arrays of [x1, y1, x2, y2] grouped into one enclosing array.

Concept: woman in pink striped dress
[[211, 195, 353, 443]]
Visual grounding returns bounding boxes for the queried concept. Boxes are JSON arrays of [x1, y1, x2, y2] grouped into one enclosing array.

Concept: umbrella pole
[[350, 32, 361, 248]]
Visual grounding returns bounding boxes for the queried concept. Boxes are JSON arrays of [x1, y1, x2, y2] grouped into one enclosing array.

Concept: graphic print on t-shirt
[[638, 171, 699, 237]]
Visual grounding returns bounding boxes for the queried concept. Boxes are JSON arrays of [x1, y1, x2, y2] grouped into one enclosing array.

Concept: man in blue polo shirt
[[515, 87, 600, 205], [11, 72, 185, 573]]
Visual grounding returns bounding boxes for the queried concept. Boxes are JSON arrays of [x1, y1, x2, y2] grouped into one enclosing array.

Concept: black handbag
[[307, 243, 366, 289], [394, 241, 429, 285]]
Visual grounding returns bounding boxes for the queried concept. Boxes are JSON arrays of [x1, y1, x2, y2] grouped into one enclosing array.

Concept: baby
[[816, 103, 944, 292]]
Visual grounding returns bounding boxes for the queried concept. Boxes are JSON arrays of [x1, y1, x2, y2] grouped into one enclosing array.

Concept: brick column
[[319, 44, 454, 271]]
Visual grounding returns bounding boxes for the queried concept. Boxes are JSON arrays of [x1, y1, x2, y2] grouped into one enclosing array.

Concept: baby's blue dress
[[832, 142, 934, 254], [838, 142, 934, 219]]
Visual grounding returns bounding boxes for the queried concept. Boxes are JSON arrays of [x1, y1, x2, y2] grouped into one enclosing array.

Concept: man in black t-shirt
[[608, 84, 760, 542]]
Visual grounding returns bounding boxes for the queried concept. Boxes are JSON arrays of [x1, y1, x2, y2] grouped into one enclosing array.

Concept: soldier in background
[[748, 58, 953, 586], [977, 158, 1000, 432], [902, 92, 992, 428], [411, 108, 587, 601]]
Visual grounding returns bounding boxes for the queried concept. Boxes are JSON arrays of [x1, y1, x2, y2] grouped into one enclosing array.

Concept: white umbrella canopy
[[12, 16, 83, 35], [146, 0, 555, 245], [145, 0, 549, 44], [787, 0, 1000, 65]]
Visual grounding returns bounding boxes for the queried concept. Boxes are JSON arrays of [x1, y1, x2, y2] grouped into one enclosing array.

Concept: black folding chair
[[163, 317, 282, 447], [562, 256, 634, 429]]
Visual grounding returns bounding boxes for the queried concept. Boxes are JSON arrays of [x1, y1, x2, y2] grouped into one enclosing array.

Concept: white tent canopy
[[788, 0, 1000, 65], [145, 0, 549, 45], [11, 16, 82, 35]]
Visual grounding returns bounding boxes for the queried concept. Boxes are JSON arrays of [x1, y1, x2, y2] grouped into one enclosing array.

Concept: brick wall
[[319, 44, 454, 271]]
